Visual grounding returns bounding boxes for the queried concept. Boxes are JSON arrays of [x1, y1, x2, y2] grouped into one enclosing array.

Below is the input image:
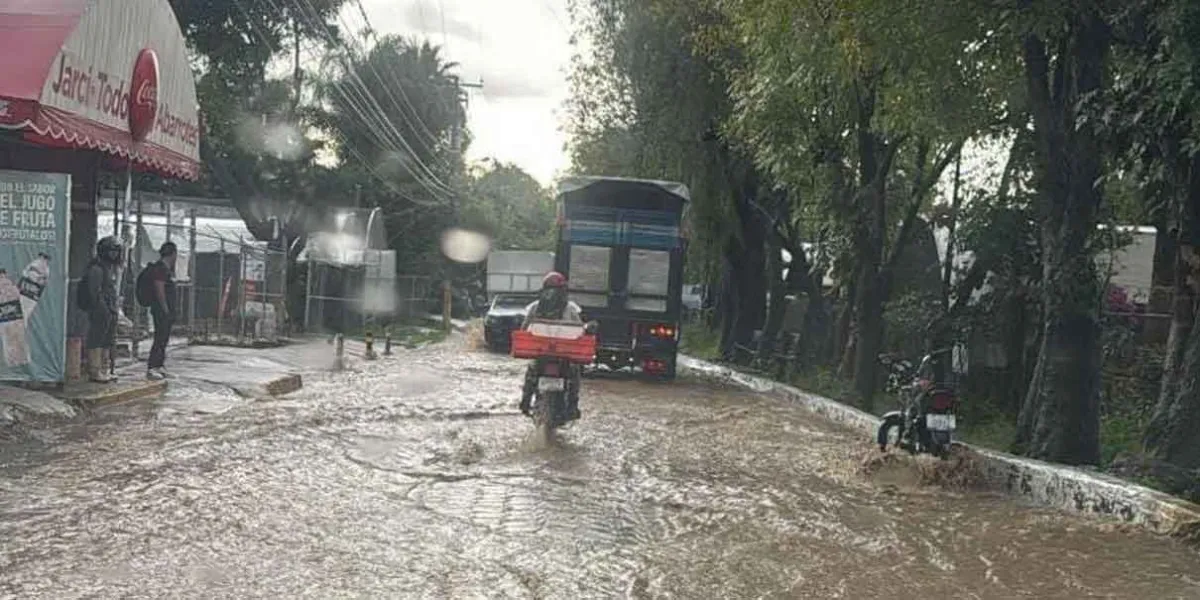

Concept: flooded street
[[1, 338, 1197, 599]]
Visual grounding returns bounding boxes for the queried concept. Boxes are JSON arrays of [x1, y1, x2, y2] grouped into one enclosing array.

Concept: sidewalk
[[147, 342, 320, 399], [20, 338, 310, 414], [3, 331, 441, 429]]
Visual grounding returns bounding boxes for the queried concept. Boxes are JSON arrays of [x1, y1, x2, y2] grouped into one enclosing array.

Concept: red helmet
[[542, 271, 567, 288]]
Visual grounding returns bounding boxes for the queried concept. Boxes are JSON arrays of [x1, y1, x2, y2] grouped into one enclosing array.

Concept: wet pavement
[[1, 337, 1197, 599]]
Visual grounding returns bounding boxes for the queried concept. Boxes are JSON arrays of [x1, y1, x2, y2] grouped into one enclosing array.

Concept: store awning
[[0, 0, 201, 180]]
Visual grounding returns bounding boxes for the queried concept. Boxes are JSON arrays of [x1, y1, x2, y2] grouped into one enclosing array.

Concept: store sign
[[0, 170, 71, 382], [40, 1, 200, 160], [128, 49, 160, 142]]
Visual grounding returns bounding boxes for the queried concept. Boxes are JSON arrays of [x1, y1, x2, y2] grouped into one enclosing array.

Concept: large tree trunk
[[852, 269, 886, 409], [791, 246, 831, 369], [1013, 15, 1109, 466], [1143, 158, 1200, 469], [718, 185, 768, 360], [1002, 288, 1031, 415], [837, 279, 858, 376], [717, 246, 739, 360], [733, 221, 768, 355], [1146, 208, 1178, 342], [847, 85, 887, 404]]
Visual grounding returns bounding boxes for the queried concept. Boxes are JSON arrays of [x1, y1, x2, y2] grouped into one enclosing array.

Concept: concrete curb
[[680, 356, 1200, 545], [55, 379, 169, 408], [214, 374, 305, 399]]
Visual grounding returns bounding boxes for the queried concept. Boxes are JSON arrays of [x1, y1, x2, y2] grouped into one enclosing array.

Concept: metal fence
[[303, 265, 435, 335], [101, 208, 290, 353]]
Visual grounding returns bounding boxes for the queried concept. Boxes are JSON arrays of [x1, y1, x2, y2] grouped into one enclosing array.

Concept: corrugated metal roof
[[97, 215, 262, 254]]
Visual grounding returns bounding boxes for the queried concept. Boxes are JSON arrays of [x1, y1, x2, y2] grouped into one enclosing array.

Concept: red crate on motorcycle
[[510, 323, 597, 364]]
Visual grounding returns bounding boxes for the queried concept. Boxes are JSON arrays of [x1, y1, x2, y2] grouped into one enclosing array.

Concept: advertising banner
[[0, 170, 71, 382]]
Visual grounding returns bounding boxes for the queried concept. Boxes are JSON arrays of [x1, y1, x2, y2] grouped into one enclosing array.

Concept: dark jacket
[[86, 261, 118, 314]]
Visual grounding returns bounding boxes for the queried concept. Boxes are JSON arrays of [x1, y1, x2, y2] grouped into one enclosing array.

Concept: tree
[[1001, 4, 1113, 466], [710, 0, 1005, 406], [1100, 0, 1200, 479], [462, 160, 556, 251], [315, 36, 470, 274], [568, 0, 772, 358], [168, 0, 351, 242]]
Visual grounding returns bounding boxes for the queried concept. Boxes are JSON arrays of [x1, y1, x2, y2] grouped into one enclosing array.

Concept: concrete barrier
[[262, 374, 303, 397], [680, 356, 1200, 545]]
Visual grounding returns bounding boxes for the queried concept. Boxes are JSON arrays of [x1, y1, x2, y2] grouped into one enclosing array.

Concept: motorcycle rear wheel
[[532, 391, 564, 442]]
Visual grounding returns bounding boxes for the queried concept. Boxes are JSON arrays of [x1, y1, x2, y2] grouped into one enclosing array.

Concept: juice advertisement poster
[[0, 170, 70, 382]]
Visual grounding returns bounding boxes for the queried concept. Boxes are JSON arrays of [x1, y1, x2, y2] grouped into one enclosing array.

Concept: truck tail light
[[644, 324, 676, 339]]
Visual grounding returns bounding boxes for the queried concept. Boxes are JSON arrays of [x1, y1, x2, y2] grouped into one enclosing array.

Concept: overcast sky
[[354, 0, 573, 186]]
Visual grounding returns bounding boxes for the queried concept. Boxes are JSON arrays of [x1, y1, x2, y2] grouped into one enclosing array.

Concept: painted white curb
[[680, 356, 1200, 544]]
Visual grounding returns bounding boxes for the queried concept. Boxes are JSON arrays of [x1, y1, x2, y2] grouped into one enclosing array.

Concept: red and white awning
[[0, 0, 201, 180]]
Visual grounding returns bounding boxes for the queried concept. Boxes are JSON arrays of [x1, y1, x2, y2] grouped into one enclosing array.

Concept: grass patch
[[959, 417, 1017, 451], [680, 324, 721, 360], [338, 319, 449, 348], [1099, 415, 1145, 467], [789, 367, 857, 406]]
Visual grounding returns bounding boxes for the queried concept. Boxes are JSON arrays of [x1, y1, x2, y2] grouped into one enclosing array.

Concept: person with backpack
[[138, 242, 177, 380], [78, 236, 122, 383]]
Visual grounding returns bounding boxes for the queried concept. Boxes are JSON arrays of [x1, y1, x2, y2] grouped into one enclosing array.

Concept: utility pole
[[450, 78, 483, 155]]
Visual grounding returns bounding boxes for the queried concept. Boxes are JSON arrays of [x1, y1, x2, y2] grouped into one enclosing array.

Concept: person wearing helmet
[[518, 271, 584, 419], [83, 236, 122, 383]]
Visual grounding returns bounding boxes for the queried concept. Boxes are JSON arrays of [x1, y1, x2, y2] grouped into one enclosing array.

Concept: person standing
[[82, 236, 122, 383], [142, 242, 177, 380]]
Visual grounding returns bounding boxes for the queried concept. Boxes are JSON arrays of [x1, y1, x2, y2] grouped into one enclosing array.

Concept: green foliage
[[713, 0, 1012, 189], [461, 161, 557, 251], [567, 0, 740, 282], [165, 0, 353, 237], [311, 36, 470, 274], [790, 367, 858, 406], [680, 324, 721, 360]]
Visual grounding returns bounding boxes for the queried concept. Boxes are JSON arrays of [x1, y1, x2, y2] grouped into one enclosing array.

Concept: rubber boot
[[519, 365, 536, 416], [102, 349, 118, 382], [87, 349, 114, 383]]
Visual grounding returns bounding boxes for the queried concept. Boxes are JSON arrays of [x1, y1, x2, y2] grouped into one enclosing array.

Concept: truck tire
[[663, 355, 678, 381]]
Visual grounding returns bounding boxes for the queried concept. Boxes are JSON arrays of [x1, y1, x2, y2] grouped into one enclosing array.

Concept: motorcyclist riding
[[519, 271, 584, 420]]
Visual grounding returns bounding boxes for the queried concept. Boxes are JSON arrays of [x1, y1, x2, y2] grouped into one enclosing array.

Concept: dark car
[[484, 294, 534, 351]]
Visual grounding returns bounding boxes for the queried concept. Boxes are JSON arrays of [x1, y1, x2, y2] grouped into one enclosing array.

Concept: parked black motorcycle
[[876, 348, 959, 458]]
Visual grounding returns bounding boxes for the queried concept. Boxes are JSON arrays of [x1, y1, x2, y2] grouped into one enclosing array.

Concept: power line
[[296, 0, 459, 194], [232, 0, 472, 207], [233, 0, 441, 207], [282, 0, 459, 200], [347, 0, 444, 150]]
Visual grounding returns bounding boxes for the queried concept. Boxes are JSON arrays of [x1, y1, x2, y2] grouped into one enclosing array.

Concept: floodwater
[[0, 337, 1197, 599]]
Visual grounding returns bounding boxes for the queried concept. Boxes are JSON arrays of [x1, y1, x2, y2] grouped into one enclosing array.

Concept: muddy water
[[0, 338, 1197, 599]]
